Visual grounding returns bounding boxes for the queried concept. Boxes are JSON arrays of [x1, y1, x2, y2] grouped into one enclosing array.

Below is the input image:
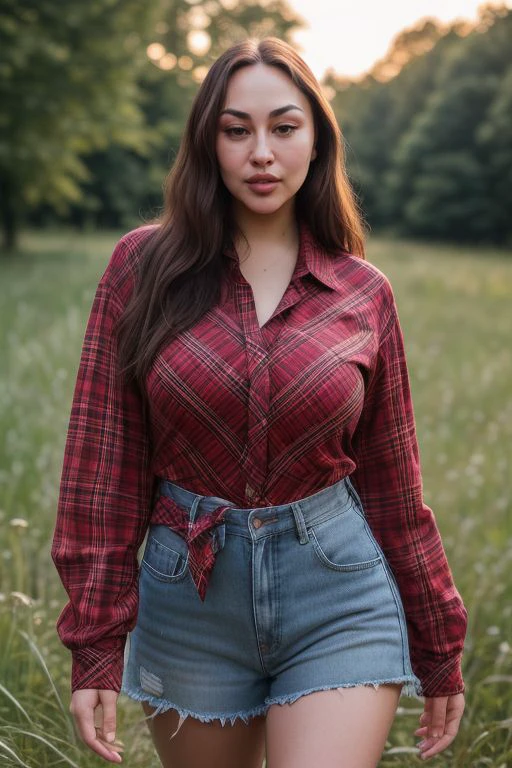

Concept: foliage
[[329, 5, 512, 245], [3, 2, 512, 249], [0, 0, 163, 249], [64, 0, 304, 231], [0, 0, 304, 248]]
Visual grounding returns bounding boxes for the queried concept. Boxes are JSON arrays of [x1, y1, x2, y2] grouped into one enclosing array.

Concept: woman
[[52, 37, 467, 767]]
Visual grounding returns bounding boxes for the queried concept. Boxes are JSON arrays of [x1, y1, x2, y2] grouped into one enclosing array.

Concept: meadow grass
[[0, 229, 511, 766]]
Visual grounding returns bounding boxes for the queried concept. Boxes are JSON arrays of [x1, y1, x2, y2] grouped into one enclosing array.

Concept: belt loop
[[212, 522, 226, 553], [188, 495, 202, 525], [291, 502, 309, 544], [344, 475, 361, 511]]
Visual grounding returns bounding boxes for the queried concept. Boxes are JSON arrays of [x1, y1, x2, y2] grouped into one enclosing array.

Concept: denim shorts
[[122, 476, 422, 726]]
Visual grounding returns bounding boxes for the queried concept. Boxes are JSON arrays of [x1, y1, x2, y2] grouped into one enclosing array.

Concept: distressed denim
[[122, 476, 421, 728]]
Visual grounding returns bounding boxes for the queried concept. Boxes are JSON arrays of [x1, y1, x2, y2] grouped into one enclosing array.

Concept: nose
[[250, 131, 274, 166]]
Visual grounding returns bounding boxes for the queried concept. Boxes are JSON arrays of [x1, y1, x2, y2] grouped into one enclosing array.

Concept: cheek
[[216, 140, 245, 177], [282, 136, 315, 168]]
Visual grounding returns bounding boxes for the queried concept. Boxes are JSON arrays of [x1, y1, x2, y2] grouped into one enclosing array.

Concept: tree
[[327, 19, 458, 228], [476, 65, 512, 244], [327, 5, 512, 244], [0, 0, 160, 252], [62, 0, 305, 230], [383, 7, 512, 242], [370, 18, 448, 83]]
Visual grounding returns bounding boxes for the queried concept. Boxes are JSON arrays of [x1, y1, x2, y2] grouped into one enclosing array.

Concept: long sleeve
[[51, 238, 155, 692], [349, 287, 467, 698]]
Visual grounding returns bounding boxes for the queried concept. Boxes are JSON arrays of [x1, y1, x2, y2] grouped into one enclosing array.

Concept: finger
[[418, 706, 430, 733], [419, 731, 457, 760], [83, 724, 123, 763], [426, 696, 448, 739], [417, 693, 465, 760], [419, 709, 430, 725], [97, 690, 118, 744], [95, 732, 124, 755], [73, 700, 122, 763]]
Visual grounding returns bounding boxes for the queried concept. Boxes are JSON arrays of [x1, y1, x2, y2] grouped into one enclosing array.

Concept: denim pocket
[[308, 506, 381, 572], [344, 480, 411, 632], [141, 524, 189, 582]]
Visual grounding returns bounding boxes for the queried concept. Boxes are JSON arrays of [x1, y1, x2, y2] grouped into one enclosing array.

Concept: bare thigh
[[265, 684, 402, 768], [141, 702, 266, 768]]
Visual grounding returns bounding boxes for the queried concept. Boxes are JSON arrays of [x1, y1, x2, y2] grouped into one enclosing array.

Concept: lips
[[246, 174, 281, 195], [246, 180, 279, 195], [246, 173, 280, 183]]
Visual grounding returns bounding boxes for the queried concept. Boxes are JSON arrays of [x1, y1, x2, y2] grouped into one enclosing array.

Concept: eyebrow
[[219, 104, 305, 119]]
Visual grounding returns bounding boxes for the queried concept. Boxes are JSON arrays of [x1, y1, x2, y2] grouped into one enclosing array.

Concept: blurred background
[[1, 1, 511, 766], [1, 0, 512, 248]]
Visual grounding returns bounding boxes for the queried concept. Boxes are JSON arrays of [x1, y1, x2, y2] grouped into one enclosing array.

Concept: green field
[[1, 230, 511, 767]]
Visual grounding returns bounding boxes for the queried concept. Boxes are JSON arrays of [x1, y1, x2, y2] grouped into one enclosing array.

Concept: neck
[[231, 200, 298, 253]]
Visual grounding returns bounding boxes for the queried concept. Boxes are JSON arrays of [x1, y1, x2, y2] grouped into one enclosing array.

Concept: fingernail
[[106, 732, 115, 743]]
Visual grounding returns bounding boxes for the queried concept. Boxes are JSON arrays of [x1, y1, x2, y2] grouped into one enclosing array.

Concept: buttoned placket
[[230, 261, 309, 506]]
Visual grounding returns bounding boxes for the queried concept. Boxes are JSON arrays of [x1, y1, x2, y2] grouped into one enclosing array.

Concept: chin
[[241, 196, 290, 214]]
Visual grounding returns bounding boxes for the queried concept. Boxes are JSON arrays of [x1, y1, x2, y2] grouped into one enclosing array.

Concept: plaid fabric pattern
[[52, 221, 467, 696], [151, 492, 231, 601]]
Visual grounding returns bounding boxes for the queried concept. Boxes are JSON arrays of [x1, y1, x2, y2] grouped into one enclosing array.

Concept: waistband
[[151, 475, 360, 602], [155, 475, 358, 538]]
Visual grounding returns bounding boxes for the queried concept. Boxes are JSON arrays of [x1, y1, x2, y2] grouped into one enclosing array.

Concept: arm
[[349, 283, 467, 698], [51, 237, 155, 694]]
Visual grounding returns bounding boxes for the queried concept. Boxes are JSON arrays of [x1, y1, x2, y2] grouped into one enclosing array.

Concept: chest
[[248, 274, 292, 328], [237, 250, 297, 329], [148, 289, 377, 435]]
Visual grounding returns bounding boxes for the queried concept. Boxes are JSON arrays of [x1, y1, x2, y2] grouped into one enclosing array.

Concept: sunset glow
[[289, 0, 512, 79]]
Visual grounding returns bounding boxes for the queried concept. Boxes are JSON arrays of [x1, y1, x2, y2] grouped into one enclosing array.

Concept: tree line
[[1, 0, 511, 252], [330, 4, 512, 245]]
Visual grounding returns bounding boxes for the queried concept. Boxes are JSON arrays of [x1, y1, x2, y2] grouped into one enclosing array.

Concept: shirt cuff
[[71, 637, 126, 693], [414, 654, 465, 697]]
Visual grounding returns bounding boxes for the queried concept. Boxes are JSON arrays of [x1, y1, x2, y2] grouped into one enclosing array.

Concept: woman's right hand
[[70, 689, 124, 763]]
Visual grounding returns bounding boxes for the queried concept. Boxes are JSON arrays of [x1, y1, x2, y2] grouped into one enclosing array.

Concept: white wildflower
[[10, 591, 34, 607], [10, 518, 29, 530]]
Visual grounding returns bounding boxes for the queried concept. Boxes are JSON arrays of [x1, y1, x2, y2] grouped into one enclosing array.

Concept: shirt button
[[252, 517, 262, 529]]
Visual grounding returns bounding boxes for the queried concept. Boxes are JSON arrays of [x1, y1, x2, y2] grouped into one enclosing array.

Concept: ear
[[311, 147, 317, 161]]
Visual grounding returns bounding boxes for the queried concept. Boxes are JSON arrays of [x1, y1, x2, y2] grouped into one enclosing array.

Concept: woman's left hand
[[414, 692, 465, 760]]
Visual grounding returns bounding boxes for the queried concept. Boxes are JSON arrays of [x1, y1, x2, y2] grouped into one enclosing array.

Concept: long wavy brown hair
[[116, 36, 367, 401]]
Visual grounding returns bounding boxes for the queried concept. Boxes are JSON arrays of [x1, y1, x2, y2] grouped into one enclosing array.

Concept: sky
[[288, 0, 511, 80]]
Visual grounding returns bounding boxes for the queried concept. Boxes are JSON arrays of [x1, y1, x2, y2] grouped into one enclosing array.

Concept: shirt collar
[[296, 220, 343, 292], [223, 220, 344, 293]]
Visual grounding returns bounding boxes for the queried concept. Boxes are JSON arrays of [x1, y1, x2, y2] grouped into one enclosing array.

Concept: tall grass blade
[[0, 685, 30, 722], [0, 739, 31, 767], [18, 630, 74, 741], [4, 729, 80, 767]]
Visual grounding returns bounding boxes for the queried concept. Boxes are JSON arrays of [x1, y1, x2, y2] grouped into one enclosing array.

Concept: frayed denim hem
[[122, 674, 422, 737], [265, 676, 423, 708], [121, 684, 269, 732]]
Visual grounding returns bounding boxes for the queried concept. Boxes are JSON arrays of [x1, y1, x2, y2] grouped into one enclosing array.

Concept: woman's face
[[215, 62, 317, 222]]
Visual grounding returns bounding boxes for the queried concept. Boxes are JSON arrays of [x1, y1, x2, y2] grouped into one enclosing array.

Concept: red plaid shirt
[[52, 221, 467, 696]]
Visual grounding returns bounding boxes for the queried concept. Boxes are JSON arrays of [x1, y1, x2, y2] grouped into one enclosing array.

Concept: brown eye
[[275, 125, 297, 136], [224, 127, 248, 138]]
